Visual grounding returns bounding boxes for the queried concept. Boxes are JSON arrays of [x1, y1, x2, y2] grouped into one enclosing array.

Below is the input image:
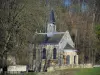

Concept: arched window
[[66, 55, 70, 64], [53, 48, 57, 59], [74, 55, 76, 64], [42, 48, 46, 59]]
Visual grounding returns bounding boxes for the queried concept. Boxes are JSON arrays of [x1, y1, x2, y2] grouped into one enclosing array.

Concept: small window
[[53, 48, 57, 59], [42, 48, 46, 59]]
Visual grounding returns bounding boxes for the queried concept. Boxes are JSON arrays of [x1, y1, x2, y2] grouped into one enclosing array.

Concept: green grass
[[75, 68, 100, 75], [25, 72, 36, 75], [1, 68, 100, 75]]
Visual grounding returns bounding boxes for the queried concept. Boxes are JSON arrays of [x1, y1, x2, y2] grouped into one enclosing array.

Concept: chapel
[[31, 10, 78, 67]]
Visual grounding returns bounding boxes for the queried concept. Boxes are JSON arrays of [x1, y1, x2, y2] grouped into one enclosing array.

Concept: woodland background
[[0, 0, 100, 67]]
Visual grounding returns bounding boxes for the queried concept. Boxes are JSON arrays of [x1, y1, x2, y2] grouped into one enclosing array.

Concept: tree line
[[0, 0, 100, 73]]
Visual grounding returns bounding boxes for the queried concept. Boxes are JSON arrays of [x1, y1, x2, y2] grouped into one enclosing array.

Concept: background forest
[[0, 0, 100, 67]]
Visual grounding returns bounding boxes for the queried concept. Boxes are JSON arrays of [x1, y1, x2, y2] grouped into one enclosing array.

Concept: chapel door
[[74, 55, 76, 64], [66, 55, 70, 64]]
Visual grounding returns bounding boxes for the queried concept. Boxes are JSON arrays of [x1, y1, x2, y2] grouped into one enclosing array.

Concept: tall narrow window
[[42, 48, 46, 59], [66, 55, 70, 64], [74, 55, 76, 64], [53, 48, 57, 59]]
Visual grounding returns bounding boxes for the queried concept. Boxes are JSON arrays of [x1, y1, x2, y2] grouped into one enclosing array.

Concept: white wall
[[8, 65, 27, 72]]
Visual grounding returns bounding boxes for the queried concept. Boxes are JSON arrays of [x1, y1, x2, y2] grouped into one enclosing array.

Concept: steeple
[[47, 10, 56, 37], [45, 0, 56, 37], [50, 10, 55, 24]]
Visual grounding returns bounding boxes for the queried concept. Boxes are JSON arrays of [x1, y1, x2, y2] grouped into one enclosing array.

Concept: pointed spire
[[50, 10, 55, 24], [46, 9, 56, 37]]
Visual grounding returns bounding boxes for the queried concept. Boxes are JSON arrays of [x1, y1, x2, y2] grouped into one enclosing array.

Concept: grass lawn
[[1, 68, 100, 75], [24, 72, 36, 75], [75, 68, 100, 75], [24, 68, 100, 75]]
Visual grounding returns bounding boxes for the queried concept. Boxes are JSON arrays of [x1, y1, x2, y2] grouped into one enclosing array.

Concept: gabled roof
[[33, 33, 64, 44], [32, 31, 75, 49], [64, 43, 74, 49], [58, 31, 75, 49]]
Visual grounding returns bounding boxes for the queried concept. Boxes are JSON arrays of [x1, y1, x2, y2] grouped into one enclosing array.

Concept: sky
[[64, 0, 71, 7], [64, 0, 88, 12]]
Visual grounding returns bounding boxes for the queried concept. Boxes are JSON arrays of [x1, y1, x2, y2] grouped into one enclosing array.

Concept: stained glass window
[[42, 48, 46, 59]]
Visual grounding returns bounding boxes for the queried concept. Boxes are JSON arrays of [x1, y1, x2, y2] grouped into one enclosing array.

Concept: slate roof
[[33, 33, 64, 44], [32, 32, 75, 49]]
